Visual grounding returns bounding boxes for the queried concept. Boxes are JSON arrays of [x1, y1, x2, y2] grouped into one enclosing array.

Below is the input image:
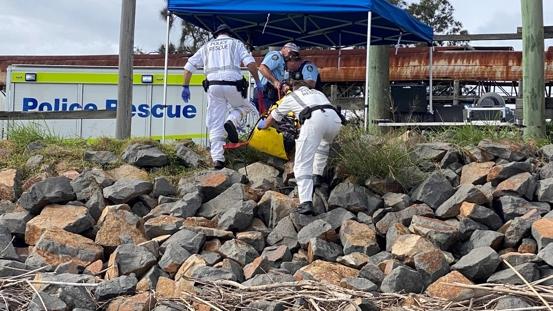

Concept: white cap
[[283, 42, 300, 53]]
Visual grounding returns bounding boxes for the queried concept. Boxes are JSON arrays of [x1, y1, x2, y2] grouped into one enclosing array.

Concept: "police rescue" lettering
[[22, 97, 197, 119]]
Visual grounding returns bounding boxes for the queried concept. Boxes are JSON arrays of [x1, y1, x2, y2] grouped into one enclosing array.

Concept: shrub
[[332, 125, 420, 187]]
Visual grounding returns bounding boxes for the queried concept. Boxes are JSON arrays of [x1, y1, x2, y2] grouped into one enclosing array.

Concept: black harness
[[289, 92, 346, 125], [298, 104, 347, 125], [202, 77, 249, 98]]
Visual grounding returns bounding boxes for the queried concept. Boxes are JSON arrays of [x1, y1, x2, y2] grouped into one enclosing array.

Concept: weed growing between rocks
[[333, 125, 421, 188]]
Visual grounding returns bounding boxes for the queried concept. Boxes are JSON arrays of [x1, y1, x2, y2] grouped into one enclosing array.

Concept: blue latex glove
[[181, 86, 190, 103], [257, 119, 266, 130], [255, 81, 264, 93]]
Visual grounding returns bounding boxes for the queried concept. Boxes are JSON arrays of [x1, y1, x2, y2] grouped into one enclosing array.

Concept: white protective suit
[[184, 34, 257, 162], [271, 86, 342, 203]]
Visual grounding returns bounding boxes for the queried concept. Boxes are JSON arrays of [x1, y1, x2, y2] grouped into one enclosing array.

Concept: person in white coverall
[[182, 24, 261, 170], [258, 81, 343, 214]]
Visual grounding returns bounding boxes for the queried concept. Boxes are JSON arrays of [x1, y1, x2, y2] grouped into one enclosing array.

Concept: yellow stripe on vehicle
[[10, 72, 206, 86], [150, 133, 208, 140]]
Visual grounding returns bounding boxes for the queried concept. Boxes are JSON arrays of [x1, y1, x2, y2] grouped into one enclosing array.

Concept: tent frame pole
[[162, 12, 171, 143], [364, 10, 372, 130], [429, 45, 434, 114]]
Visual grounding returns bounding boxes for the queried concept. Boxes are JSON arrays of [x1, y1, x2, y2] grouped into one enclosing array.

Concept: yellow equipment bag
[[247, 119, 289, 160]]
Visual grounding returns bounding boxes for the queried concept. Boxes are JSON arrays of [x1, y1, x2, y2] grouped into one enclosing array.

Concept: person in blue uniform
[[255, 42, 300, 110], [285, 55, 322, 91]]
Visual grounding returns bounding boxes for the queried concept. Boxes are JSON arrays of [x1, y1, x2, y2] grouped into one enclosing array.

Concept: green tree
[[389, 0, 466, 45]]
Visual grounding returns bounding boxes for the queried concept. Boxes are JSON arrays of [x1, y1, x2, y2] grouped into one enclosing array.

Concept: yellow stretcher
[[224, 96, 296, 161], [247, 118, 289, 160]]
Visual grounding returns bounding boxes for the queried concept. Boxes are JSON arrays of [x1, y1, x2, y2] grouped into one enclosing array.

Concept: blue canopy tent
[[160, 0, 433, 134]]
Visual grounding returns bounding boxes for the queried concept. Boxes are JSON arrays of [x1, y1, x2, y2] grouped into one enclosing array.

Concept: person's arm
[[259, 64, 281, 91], [259, 96, 292, 129], [183, 69, 193, 86], [259, 113, 275, 129], [181, 48, 203, 102]]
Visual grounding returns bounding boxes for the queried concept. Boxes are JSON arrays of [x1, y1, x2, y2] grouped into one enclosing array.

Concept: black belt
[[298, 104, 346, 125], [207, 80, 241, 86], [202, 78, 248, 98]]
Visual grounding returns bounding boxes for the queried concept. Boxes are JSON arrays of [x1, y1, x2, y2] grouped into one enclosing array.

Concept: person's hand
[[273, 80, 281, 92], [257, 119, 266, 130], [281, 83, 291, 94], [181, 86, 190, 103]]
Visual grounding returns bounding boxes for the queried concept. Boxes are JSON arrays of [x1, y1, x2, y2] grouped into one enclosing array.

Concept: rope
[[262, 13, 271, 34]]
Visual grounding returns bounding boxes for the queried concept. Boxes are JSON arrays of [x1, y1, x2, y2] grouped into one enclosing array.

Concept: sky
[[0, 0, 552, 56]]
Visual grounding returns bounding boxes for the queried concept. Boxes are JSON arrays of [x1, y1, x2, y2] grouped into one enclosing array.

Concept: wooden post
[[116, 0, 136, 139], [368, 45, 391, 129], [453, 80, 460, 106], [521, 0, 545, 138]]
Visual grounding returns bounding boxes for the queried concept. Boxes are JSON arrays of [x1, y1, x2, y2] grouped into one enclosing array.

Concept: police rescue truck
[[1, 65, 255, 143]]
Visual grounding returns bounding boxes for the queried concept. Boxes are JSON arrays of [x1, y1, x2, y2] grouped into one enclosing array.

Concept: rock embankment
[[1, 140, 553, 310]]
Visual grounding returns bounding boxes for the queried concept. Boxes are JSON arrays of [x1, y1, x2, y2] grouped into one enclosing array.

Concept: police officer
[[256, 42, 300, 110], [181, 24, 262, 170], [286, 55, 322, 91], [257, 80, 343, 214]]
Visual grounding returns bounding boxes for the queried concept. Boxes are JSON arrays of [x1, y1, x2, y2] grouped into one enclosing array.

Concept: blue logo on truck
[[22, 97, 197, 119]]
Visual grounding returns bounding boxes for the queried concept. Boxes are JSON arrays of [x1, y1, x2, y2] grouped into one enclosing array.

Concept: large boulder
[[380, 266, 424, 293], [175, 143, 205, 168], [409, 215, 459, 249], [0, 168, 22, 202], [106, 243, 157, 280], [147, 191, 202, 219], [425, 271, 477, 301], [26, 228, 103, 269], [435, 184, 487, 218], [71, 168, 115, 201], [198, 183, 253, 218], [339, 220, 379, 256], [493, 172, 536, 200], [25, 204, 94, 245], [460, 162, 495, 185], [376, 203, 433, 235], [179, 168, 245, 201], [219, 239, 259, 266], [18, 176, 76, 214], [257, 191, 298, 229], [411, 172, 454, 209], [294, 260, 359, 286], [84, 150, 118, 165], [122, 143, 168, 167], [451, 247, 500, 282], [95, 204, 148, 248], [102, 179, 153, 204], [328, 182, 382, 214], [238, 162, 283, 191]]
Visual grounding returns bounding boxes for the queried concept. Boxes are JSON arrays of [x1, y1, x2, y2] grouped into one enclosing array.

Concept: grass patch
[[429, 124, 524, 147], [0, 123, 206, 183], [332, 125, 421, 187]]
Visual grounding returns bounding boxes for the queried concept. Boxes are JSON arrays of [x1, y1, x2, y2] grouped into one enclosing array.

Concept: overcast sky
[[0, 0, 552, 55]]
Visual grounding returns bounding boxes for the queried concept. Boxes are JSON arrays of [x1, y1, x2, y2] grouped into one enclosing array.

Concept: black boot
[[224, 120, 239, 143], [213, 160, 225, 170], [297, 201, 314, 215], [313, 174, 324, 188]]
